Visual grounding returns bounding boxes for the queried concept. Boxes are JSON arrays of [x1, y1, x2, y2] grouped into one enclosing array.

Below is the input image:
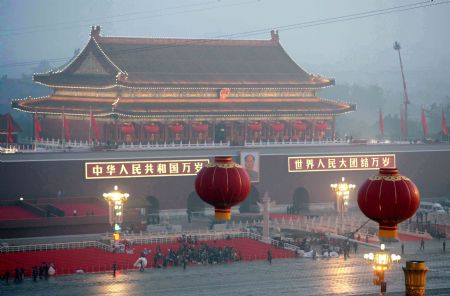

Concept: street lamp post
[[330, 177, 355, 234], [103, 185, 129, 241], [364, 244, 401, 295]]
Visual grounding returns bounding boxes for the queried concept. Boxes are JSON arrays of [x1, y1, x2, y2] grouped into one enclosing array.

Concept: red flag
[[34, 113, 42, 141], [421, 108, 428, 137], [7, 113, 14, 143], [442, 110, 449, 136], [400, 109, 405, 138], [90, 111, 100, 141], [63, 114, 71, 141], [379, 108, 384, 136]]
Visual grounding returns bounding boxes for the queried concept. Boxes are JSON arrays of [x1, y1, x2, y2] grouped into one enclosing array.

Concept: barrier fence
[[0, 241, 112, 254]]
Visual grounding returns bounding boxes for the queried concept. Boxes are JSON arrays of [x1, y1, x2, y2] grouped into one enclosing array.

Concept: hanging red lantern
[[121, 123, 135, 134], [315, 121, 327, 131], [293, 121, 307, 131], [144, 123, 160, 134], [169, 123, 184, 134], [357, 168, 420, 239], [195, 156, 251, 221], [248, 123, 262, 132], [270, 122, 285, 132], [193, 123, 208, 133]]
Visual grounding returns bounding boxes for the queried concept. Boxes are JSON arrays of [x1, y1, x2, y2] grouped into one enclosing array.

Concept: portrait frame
[[240, 151, 260, 183]]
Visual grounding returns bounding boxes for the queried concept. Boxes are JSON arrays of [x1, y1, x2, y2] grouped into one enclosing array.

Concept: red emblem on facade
[[219, 88, 231, 100]]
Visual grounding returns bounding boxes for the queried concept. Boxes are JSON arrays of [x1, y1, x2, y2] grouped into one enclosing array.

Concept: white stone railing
[[21, 139, 231, 152], [110, 230, 300, 253], [0, 240, 112, 254], [252, 212, 435, 243], [244, 139, 350, 147], [117, 140, 230, 151]]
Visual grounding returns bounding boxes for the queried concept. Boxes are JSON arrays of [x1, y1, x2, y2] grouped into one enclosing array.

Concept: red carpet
[[0, 206, 42, 220], [0, 238, 294, 276], [50, 202, 108, 216]]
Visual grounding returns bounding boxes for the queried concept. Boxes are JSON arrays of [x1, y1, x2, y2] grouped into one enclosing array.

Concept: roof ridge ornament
[[91, 25, 101, 39], [270, 30, 279, 43]]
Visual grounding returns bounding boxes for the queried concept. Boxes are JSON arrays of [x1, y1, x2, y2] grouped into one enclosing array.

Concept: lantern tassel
[[215, 208, 231, 221], [379, 225, 398, 239]]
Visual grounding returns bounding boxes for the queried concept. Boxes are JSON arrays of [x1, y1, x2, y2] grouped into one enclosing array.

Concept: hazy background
[[1, 0, 449, 138]]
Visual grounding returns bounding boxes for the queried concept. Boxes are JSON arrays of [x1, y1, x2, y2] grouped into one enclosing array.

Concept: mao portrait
[[240, 151, 260, 183]]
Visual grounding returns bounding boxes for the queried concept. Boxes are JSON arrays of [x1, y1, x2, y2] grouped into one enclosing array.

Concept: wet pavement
[[1, 239, 449, 296]]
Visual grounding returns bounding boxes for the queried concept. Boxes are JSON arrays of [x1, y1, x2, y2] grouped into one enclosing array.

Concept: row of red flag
[[33, 112, 99, 142], [7, 109, 449, 143], [379, 108, 449, 137]]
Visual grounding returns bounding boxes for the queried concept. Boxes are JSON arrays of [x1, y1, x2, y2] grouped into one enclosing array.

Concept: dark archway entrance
[[239, 185, 260, 213], [215, 122, 226, 143], [187, 191, 205, 216], [146, 195, 160, 224], [292, 187, 310, 214]]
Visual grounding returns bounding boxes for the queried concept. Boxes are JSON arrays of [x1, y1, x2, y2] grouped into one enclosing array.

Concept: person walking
[[420, 238, 425, 251], [401, 243, 405, 255], [113, 262, 117, 277], [443, 240, 446, 253], [4, 270, 10, 285], [14, 268, 20, 284], [32, 266, 38, 282], [267, 250, 272, 264]]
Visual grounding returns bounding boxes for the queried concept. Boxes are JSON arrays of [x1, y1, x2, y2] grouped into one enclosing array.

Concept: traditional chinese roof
[[33, 26, 334, 89], [12, 95, 355, 118]]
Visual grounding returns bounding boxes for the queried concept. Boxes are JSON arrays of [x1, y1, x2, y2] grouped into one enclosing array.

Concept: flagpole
[[394, 41, 410, 141], [89, 107, 92, 146], [62, 107, 65, 149], [6, 113, 11, 145], [34, 111, 36, 151]]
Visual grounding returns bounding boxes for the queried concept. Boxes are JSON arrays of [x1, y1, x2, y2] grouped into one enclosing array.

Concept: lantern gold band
[[215, 209, 231, 221], [207, 163, 242, 169], [369, 175, 409, 181], [379, 226, 398, 238]]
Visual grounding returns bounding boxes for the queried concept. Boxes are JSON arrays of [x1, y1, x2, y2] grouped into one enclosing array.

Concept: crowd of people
[[1, 262, 55, 285], [148, 235, 241, 269], [277, 234, 359, 259]]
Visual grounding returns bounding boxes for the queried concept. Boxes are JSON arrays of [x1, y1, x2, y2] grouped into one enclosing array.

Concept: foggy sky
[[1, 0, 450, 101]]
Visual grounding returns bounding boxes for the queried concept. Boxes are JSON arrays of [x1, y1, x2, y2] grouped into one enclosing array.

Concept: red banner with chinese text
[[288, 154, 396, 173], [85, 159, 209, 179]]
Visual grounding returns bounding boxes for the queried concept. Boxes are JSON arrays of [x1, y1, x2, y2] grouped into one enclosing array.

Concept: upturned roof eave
[[29, 78, 334, 90]]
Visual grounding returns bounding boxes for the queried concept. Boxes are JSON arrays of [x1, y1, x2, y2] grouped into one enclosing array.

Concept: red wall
[[1, 151, 449, 210]]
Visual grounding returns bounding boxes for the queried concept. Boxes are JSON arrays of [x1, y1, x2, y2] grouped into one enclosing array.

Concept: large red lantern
[[357, 168, 420, 239], [169, 123, 184, 134], [315, 121, 327, 131], [193, 123, 208, 133], [144, 124, 160, 134], [121, 123, 135, 134], [248, 123, 262, 132], [270, 122, 285, 132], [195, 156, 251, 221], [293, 121, 307, 131]]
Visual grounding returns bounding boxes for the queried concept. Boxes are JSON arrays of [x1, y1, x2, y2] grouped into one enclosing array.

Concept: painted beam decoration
[[85, 159, 209, 179], [288, 154, 396, 173]]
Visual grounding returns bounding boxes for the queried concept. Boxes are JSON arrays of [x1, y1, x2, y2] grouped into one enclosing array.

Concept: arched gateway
[[239, 185, 260, 213], [292, 187, 310, 214], [187, 192, 205, 216], [146, 195, 160, 224]]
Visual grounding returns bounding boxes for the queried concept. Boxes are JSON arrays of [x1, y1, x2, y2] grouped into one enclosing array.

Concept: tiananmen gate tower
[[12, 26, 355, 145]]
